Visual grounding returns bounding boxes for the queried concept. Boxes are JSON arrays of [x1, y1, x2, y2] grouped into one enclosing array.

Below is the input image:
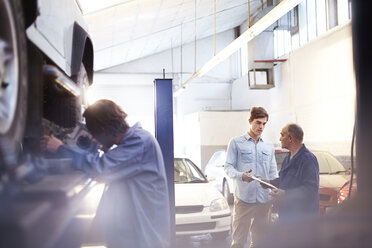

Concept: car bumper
[[175, 208, 231, 236]]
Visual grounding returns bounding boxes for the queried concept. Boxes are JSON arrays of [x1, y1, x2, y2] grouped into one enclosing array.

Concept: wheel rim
[[0, 0, 19, 134]]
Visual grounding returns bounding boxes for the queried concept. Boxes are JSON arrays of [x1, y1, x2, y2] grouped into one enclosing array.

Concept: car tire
[[0, 0, 28, 165], [223, 180, 234, 204], [211, 230, 229, 240]]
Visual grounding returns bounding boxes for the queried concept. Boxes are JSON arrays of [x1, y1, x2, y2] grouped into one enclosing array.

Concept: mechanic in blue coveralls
[[224, 106, 278, 248], [261, 123, 319, 221], [41, 99, 170, 248]]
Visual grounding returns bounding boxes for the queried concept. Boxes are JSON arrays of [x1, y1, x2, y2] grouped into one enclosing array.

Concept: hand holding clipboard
[[248, 174, 278, 189]]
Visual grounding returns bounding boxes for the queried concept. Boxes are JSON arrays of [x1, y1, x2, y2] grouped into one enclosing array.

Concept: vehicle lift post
[[154, 77, 175, 246]]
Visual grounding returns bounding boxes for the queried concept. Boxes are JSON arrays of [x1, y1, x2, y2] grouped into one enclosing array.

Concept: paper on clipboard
[[249, 175, 278, 189]]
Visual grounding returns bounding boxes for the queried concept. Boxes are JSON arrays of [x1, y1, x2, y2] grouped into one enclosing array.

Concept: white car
[[1, 0, 94, 165], [204, 150, 235, 204], [174, 158, 231, 239], [204, 149, 289, 204]]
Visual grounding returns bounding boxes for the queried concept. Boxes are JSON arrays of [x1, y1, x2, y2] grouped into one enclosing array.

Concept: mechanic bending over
[[41, 99, 171, 248]]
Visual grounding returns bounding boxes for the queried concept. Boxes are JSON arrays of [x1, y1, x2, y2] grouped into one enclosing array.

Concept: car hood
[[319, 174, 350, 189], [175, 183, 224, 206]]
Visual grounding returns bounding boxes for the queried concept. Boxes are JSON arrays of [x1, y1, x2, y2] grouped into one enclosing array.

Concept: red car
[[337, 177, 357, 204], [275, 150, 351, 213]]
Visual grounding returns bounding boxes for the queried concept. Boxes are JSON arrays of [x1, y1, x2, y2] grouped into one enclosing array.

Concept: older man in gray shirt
[[225, 107, 278, 248]]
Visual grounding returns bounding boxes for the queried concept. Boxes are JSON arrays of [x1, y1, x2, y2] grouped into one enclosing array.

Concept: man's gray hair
[[287, 124, 304, 142]]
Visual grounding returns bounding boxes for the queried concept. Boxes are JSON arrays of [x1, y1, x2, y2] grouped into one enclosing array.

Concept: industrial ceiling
[[79, 0, 266, 71]]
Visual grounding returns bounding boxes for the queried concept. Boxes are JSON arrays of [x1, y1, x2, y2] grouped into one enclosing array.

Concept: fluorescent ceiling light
[[76, 0, 134, 14], [174, 0, 305, 97]]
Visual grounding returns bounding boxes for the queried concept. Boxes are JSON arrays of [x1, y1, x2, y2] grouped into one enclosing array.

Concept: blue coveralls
[[272, 144, 319, 221], [59, 122, 171, 248]]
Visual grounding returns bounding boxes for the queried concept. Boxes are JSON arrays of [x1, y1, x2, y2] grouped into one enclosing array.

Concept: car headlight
[[210, 198, 229, 212]]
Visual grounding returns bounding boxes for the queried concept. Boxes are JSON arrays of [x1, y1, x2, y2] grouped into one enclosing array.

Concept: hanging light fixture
[[173, 0, 305, 97]]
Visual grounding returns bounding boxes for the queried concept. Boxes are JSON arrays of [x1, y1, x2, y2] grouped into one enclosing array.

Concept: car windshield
[[313, 151, 348, 174], [174, 158, 208, 183], [275, 152, 289, 171], [206, 150, 227, 167]]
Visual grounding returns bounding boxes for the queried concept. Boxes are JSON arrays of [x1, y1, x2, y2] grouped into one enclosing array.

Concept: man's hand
[[269, 188, 285, 199], [40, 135, 64, 153], [242, 169, 253, 182], [258, 177, 271, 189]]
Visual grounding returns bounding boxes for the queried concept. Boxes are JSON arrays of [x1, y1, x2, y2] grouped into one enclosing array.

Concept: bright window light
[[76, 0, 134, 14], [337, 0, 350, 25], [307, 0, 317, 41], [316, 0, 327, 35]]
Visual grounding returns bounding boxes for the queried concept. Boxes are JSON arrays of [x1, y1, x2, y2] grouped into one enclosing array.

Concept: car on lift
[[174, 158, 231, 239], [1, 0, 94, 247], [0, 0, 94, 166]]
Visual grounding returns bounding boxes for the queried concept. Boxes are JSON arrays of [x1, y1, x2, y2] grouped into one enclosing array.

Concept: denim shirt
[[224, 134, 278, 203]]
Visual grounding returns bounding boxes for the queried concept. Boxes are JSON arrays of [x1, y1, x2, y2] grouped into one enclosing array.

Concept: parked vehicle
[[337, 177, 357, 205], [204, 150, 234, 204], [204, 148, 288, 204], [204, 149, 350, 213], [314, 150, 351, 212], [1, 1, 94, 247], [174, 158, 231, 239]]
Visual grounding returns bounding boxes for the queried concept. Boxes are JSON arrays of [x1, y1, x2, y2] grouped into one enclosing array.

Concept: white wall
[[179, 111, 250, 169], [232, 21, 355, 156], [87, 74, 156, 134], [89, 29, 239, 150]]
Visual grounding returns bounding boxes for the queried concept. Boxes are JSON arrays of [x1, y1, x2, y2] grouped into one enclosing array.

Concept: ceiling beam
[[174, 0, 305, 97]]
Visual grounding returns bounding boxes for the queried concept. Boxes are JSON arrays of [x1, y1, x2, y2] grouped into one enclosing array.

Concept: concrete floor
[[59, 204, 238, 248], [176, 234, 231, 248]]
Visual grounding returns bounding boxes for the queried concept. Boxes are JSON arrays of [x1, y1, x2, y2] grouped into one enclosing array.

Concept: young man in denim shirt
[[225, 107, 278, 248]]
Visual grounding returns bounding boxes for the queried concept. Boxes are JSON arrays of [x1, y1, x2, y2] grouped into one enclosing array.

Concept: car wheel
[[223, 180, 234, 204], [211, 230, 229, 240], [0, 0, 28, 165]]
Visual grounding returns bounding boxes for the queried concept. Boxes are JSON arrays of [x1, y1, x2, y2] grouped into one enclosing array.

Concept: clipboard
[[249, 175, 278, 189]]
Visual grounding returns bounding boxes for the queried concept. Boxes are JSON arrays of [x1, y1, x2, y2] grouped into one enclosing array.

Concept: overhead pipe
[[173, 0, 305, 97]]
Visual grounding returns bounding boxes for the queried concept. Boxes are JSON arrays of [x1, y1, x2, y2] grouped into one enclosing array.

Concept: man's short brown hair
[[249, 107, 269, 122], [83, 99, 129, 137]]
